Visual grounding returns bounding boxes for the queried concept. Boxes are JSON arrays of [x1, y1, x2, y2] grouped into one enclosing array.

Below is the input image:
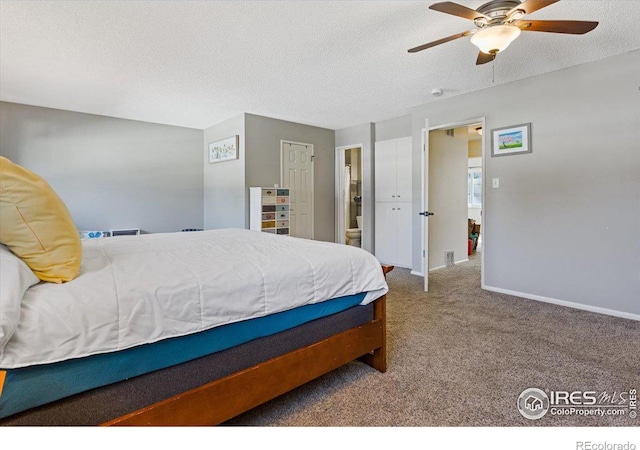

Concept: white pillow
[[0, 244, 39, 349]]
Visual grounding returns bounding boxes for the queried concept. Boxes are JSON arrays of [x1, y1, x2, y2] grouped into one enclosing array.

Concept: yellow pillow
[[0, 157, 82, 283]]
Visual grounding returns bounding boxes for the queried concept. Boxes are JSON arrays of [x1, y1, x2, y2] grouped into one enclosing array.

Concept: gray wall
[[411, 49, 640, 317], [245, 113, 336, 242], [336, 122, 375, 252], [375, 114, 412, 142], [203, 113, 245, 230], [0, 101, 203, 233]]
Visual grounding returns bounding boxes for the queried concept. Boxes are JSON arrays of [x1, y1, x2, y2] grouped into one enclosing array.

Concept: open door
[[421, 119, 430, 292], [335, 145, 364, 247], [420, 117, 486, 293]]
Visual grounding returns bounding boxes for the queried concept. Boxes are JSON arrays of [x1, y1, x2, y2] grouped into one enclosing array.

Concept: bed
[[0, 228, 390, 426]]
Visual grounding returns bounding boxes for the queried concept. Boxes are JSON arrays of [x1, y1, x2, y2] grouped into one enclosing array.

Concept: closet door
[[374, 139, 397, 202], [374, 202, 396, 265], [395, 202, 413, 268], [374, 136, 413, 269], [395, 136, 412, 202]]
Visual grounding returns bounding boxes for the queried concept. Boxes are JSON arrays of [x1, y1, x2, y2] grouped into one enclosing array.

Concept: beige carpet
[[226, 253, 640, 427]]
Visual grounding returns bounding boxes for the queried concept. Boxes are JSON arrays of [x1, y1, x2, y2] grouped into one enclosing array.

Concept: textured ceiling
[[1, 1, 639, 130]]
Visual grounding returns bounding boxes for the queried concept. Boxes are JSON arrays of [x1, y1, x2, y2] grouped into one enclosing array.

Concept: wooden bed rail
[[358, 265, 391, 371]]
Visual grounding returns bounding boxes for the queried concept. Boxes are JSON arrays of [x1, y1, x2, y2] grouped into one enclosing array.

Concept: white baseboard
[[483, 285, 640, 322], [410, 270, 423, 277]]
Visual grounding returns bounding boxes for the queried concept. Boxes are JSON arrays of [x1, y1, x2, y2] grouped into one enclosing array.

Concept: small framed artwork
[[208, 135, 239, 163], [491, 123, 532, 157]]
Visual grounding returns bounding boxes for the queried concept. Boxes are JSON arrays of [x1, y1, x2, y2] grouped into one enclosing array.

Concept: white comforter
[[0, 229, 388, 369]]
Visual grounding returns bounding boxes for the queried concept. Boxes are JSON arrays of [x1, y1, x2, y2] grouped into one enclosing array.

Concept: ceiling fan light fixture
[[470, 24, 521, 54]]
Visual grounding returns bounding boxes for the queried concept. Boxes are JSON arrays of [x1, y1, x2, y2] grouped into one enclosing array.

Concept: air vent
[[445, 250, 455, 267]]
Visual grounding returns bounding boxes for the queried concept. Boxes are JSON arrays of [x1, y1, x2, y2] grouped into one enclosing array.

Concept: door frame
[[335, 144, 364, 245], [421, 117, 486, 292], [280, 139, 315, 240]]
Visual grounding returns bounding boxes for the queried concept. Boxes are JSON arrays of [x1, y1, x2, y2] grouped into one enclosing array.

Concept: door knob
[[419, 211, 434, 216]]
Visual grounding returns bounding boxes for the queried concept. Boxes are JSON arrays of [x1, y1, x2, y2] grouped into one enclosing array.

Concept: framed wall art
[[491, 123, 531, 157], [208, 135, 239, 163]]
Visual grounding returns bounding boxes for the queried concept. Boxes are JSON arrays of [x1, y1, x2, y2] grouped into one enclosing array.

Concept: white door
[[374, 139, 397, 202], [282, 141, 314, 239], [395, 202, 412, 268], [395, 136, 412, 202], [374, 202, 396, 265], [422, 121, 430, 292]]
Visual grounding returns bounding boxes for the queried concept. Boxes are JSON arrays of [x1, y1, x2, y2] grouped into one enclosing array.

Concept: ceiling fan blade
[[476, 51, 495, 65], [515, 20, 599, 34], [408, 30, 473, 53], [429, 2, 490, 22], [506, 0, 560, 18]]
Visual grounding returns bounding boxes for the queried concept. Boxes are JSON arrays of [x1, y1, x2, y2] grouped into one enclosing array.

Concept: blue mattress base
[[0, 293, 366, 420]]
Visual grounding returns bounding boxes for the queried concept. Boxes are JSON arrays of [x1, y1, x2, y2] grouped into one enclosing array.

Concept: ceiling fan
[[408, 0, 599, 65]]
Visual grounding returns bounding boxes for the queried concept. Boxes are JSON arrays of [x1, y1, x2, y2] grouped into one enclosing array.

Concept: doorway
[[335, 145, 363, 247], [467, 124, 483, 255], [421, 118, 485, 292], [281, 140, 314, 240]]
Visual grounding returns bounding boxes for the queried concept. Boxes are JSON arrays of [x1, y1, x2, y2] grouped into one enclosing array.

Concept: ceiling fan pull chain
[[492, 57, 495, 83]]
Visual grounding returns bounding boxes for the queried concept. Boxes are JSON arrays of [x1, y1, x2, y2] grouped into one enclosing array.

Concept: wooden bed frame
[[102, 265, 393, 426]]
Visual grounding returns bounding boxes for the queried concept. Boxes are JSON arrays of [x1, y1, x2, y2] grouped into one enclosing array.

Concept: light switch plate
[[492, 178, 500, 188]]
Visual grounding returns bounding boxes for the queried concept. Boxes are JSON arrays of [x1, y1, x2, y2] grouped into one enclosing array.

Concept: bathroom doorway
[[335, 145, 363, 247]]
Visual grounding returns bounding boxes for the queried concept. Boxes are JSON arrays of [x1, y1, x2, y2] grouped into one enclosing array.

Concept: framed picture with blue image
[[491, 123, 532, 157]]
